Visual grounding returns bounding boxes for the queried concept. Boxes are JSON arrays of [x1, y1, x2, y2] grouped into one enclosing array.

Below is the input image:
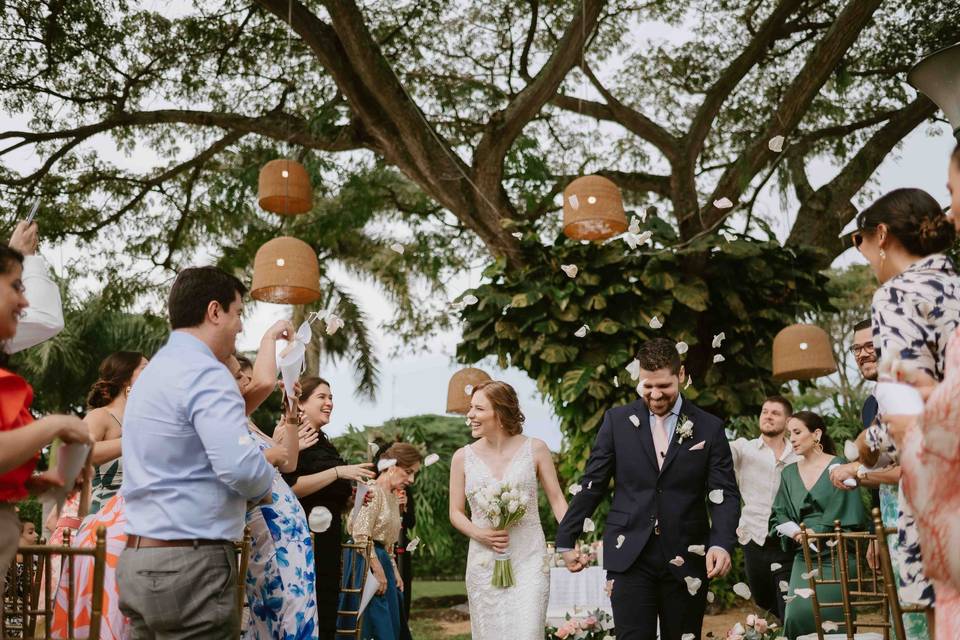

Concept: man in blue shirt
[[117, 266, 276, 639]]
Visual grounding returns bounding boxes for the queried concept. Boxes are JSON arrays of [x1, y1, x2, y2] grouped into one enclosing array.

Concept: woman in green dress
[[769, 411, 868, 639]]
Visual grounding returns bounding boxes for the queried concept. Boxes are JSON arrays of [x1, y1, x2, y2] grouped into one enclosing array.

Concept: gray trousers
[[117, 544, 238, 640], [0, 504, 20, 611]]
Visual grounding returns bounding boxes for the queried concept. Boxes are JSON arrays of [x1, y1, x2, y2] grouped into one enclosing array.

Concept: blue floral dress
[[244, 429, 319, 640]]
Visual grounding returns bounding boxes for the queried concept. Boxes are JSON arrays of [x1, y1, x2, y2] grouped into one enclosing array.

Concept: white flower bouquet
[[470, 481, 527, 587]]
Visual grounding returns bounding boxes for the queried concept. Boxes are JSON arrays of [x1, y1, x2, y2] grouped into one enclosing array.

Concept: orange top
[[0, 367, 36, 502]]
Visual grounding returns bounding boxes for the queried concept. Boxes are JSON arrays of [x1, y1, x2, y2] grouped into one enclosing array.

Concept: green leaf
[[672, 280, 709, 311], [511, 291, 544, 308], [560, 367, 595, 402]]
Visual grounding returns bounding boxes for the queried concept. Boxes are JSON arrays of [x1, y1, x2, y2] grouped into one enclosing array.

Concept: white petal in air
[[826, 539, 839, 548], [406, 537, 421, 553], [575, 325, 589, 338], [713, 354, 726, 363], [708, 489, 724, 504], [822, 621, 839, 632], [649, 316, 663, 329], [377, 458, 397, 471], [706, 591, 715, 603], [684, 376, 692, 390], [783, 595, 796, 603], [801, 568, 819, 580], [324, 313, 344, 335], [424, 453, 440, 467], [568, 483, 583, 496], [768, 135, 786, 153], [675, 341, 689, 355], [687, 545, 706, 556], [684, 576, 702, 596], [368, 442, 379, 456], [770, 562, 782, 571], [560, 264, 579, 278], [389, 243, 405, 255], [462, 294, 479, 306], [616, 534, 625, 549], [669, 556, 685, 567], [713, 197, 734, 209], [629, 414, 640, 427], [613, 375, 619, 388], [794, 588, 814, 599], [712, 332, 726, 348], [779, 580, 789, 592], [682, 635, 695, 640], [582, 517, 596, 533], [308, 506, 333, 533], [511, 232, 523, 239], [464, 384, 474, 396], [626, 359, 641, 380], [733, 582, 752, 599], [628, 218, 641, 234]]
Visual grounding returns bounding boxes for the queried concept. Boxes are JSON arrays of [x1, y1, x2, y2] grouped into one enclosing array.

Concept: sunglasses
[[851, 231, 864, 249]]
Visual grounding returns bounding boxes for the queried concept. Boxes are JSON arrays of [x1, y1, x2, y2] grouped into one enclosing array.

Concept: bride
[[449, 380, 568, 639]]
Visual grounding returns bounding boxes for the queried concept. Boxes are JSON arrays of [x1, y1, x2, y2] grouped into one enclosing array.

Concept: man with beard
[[729, 396, 797, 622]]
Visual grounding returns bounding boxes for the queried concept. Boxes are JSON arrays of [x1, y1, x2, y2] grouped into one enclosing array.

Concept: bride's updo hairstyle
[[379, 442, 423, 473], [856, 188, 955, 256], [86, 351, 145, 409], [472, 380, 525, 436]]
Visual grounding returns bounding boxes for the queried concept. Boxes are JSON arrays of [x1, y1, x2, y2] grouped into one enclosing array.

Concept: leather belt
[[126, 535, 231, 549]]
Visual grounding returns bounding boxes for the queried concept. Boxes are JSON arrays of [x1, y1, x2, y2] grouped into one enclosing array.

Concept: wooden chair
[[872, 508, 935, 640], [796, 518, 890, 640], [234, 526, 252, 640], [335, 540, 373, 640], [2, 526, 107, 640]]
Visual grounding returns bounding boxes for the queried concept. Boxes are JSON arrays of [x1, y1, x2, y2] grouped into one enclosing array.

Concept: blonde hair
[[472, 380, 525, 436]]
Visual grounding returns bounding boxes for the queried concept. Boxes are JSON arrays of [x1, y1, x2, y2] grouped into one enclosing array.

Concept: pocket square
[[689, 440, 706, 451]]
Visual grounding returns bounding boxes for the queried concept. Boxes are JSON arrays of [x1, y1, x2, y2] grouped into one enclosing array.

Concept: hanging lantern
[[772, 324, 837, 381], [257, 158, 313, 215], [907, 42, 960, 140], [562, 175, 628, 241], [251, 236, 321, 305], [446, 367, 493, 414]]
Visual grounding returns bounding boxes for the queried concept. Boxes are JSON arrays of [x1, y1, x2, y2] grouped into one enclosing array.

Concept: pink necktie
[[652, 415, 668, 469]]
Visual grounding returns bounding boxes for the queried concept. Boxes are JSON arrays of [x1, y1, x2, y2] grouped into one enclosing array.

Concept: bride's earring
[[125, 386, 132, 396]]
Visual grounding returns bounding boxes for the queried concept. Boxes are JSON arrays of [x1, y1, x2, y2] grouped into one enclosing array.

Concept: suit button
[[649, 516, 655, 522], [657, 488, 663, 494]]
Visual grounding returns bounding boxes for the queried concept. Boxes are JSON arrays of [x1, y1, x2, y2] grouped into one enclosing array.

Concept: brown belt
[[126, 535, 231, 549]]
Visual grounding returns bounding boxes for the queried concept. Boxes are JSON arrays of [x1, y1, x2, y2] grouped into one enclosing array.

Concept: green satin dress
[[769, 457, 869, 639]]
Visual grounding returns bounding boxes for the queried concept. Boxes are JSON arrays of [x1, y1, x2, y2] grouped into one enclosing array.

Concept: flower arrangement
[[724, 613, 783, 640], [469, 481, 527, 587], [676, 413, 694, 443], [545, 609, 614, 639], [548, 541, 603, 568]]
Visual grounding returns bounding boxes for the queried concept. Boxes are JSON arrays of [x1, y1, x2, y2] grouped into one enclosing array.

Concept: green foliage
[[458, 225, 832, 485], [15, 496, 42, 534], [333, 414, 473, 579]]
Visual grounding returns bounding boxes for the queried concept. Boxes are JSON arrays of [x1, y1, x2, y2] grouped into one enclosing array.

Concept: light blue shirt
[[649, 394, 684, 441], [121, 331, 274, 540]]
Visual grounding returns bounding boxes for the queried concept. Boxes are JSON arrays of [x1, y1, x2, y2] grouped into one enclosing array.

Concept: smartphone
[[25, 197, 40, 225]]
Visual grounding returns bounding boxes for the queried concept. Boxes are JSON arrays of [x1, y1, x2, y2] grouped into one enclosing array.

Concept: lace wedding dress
[[464, 437, 550, 639]]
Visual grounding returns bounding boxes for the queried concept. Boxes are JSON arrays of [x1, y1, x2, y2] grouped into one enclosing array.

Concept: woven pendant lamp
[[251, 236, 321, 305], [772, 324, 837, 381], [258, 158, 313, 215], [562, 175, 628, 241], [446, 367, 492, 414]]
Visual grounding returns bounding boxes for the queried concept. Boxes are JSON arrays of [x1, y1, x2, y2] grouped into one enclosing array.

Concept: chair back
[[798, 517, 891, 640], [2, 526, 107, 640], [335, 540, 373, 640], [871, 508, 932, 640]]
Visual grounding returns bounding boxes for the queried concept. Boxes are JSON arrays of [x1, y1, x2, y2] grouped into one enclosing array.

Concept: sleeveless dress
[[464, 438, 549, 640], [90, 413, 123, 515]]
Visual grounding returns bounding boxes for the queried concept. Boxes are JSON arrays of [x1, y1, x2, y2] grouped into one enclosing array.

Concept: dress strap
[[106, 411, 122, 429]]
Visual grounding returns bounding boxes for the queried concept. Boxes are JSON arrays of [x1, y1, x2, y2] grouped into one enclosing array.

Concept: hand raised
[[9, 221, 38, 256]]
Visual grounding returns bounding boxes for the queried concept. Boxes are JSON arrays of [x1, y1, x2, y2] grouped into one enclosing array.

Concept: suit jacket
[[555, 396, 740, 577]]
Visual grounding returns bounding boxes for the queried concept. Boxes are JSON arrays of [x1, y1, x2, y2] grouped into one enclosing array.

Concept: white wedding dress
[[464, 437, 550, 639]]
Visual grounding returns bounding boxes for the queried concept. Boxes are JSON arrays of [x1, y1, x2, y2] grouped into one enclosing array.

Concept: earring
[[125, 386, 132, 396], [879, 248, 886, 260]]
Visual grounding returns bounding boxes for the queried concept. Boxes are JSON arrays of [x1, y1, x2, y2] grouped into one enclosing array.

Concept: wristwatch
[[856, 464, 869, 479]]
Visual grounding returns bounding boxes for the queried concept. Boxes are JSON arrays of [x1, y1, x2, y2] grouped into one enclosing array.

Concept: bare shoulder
[[451, 446, 468, 465], [529, 437, 550, 455]]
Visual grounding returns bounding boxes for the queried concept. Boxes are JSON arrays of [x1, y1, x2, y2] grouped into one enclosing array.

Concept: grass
[[412, 580, 467, 601], [408, 618, 470, 640], [410, 580, 470, 639]]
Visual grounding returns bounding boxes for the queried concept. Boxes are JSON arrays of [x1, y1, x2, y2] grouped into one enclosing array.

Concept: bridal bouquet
[[470, 481, 526, 587]]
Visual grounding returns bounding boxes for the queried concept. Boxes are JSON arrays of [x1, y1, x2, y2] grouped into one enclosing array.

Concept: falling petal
[[462, 294, 479, 306], [801, 568, 819, 580], [649, 316, 663, 329], [794, 588, 814, 599], [424, 453, 440, 467], [561, 264, 579, 278], [568, 483, 583, 496], [770, 562, 782, 571], [822, 621, 839, 632], [324, 312, 345, 335], [711, 332, 726, 348], [616, 534, 625, 549], [687, 545, 706, 556], [783, 595, 796, 603], [368, 441, 379, 456], [308, 506, 333, 533], [377, 458, 397, 471], [713, 197, 734, 209], [628, 218, 641, 234], [613, 375, 620, 388], [389, 243, 405, 254], [406, 537, 421, 553], [708, 489, 724, 504], [768, 135, 785, 153], [826, 539, 839, 548], [583, 517, 596, 533], [684, 576, 702, 596], [511, 232, 523, 239], [682, 635, 695, 640], [575, 325, 589, 338], [587, 481, 593, 489], [629, 414, 640, 427], [713, 354, 726, 363], [706, 591, 715, 604], [626, 359, 641, 380], [733, 582, 752, 599], [684, 376, 692, 390], [675, 341, 689, 355], [779, 580, 789, 592], [669, 556, 685, 567]]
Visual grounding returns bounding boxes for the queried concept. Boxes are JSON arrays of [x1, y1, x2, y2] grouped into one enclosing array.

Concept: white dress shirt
[[730, 436, 797, 545], [7, 255, 64, 353]]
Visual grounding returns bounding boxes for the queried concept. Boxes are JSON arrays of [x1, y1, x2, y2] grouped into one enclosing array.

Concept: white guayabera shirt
[[729, 436, 798, 546]]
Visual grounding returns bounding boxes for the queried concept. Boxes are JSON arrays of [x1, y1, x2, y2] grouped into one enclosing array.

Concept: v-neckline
[[470, 438, 528, 482], [798, 456, 838, 492]]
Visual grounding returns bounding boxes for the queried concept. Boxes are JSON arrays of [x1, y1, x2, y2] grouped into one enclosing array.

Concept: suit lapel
[[659, 397, 691, 475], [628, 400, 660, 471]]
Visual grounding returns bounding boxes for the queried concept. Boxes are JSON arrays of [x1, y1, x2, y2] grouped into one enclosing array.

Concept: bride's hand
[[478, 529, 510, 554]]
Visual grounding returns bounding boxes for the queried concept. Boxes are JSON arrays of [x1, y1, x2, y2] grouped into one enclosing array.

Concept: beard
[[759, 422, 785, 437]]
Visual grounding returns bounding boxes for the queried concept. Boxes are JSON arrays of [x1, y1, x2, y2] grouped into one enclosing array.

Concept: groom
[[556, 338, 739, 640]]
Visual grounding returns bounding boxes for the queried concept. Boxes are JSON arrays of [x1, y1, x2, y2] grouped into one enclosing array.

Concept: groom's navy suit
[[556, 395, 739, 640]]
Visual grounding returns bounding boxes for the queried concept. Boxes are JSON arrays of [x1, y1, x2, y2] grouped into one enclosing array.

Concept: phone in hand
[[25, 198, 40, 225]]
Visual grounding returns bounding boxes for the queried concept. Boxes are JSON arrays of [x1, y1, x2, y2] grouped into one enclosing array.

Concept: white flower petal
[[713, 197, 734, 209], [511, 231, 523, 239], [675, 341, 689, 355], [561, 264, 579, 278], [626, 359, 641, 381], [794, 587, 814, 599], [582, 517, 596, 533], [669, 555, 685, 567], [801, 568, 819, 580], [613, 375, 619, 388], [826, 539, 839, 548], [406, 537, 421, 553], [649, 316, 663, 329], [575, 325, 589, 338], [711, 332, 726, 348], [733, 582, 752, 599], [424, 453, 440, 467], [822, 621, 839, 632], [464, 384, 474, 396], [377, 458, 397, 471], [568, 483, 583, 496], [308, 506, 333, 533], [682, 634, 696, 640], [779, 580, 789, 592], [770, 562, 783, 571], [687, 545, 706, 556], [462, 294, 479, 306], [708, 489, 724, 504], [324, 312, 345, 335], [368, 441, 379, 456], [768, 135, 786, 153], [389, 242, 405, 254], [706, 591, 715, 603], [684, 576, 702, 596], [616, 534, 625, 549], [713, 354, 726, 363], [684, 376, 692, 390], [783, 595, 796, 603], [628, 218, 641, 234]]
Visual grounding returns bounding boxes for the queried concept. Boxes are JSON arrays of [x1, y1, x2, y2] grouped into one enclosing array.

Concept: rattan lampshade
[[258, 159, 313, 215], [907, 42, 960, 139], [251, 236, 321, 305], [562, 175, 628, 241], [772, 324, 837, 381], [446, 367, 492, 414]]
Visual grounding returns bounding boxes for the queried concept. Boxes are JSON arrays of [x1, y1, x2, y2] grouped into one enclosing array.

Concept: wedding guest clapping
[[117, 266, 275, 639]]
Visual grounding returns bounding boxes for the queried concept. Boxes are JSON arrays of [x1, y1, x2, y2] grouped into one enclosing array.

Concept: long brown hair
[[472, 380, 525, 436]]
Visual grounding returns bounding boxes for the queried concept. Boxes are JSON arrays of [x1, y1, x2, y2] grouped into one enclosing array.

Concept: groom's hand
[[705, 547, 731, 578], [561, 549, 587, 573]]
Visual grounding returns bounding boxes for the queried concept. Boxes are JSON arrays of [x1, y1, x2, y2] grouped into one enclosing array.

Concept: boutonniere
[[676, 414, 694, 444]]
